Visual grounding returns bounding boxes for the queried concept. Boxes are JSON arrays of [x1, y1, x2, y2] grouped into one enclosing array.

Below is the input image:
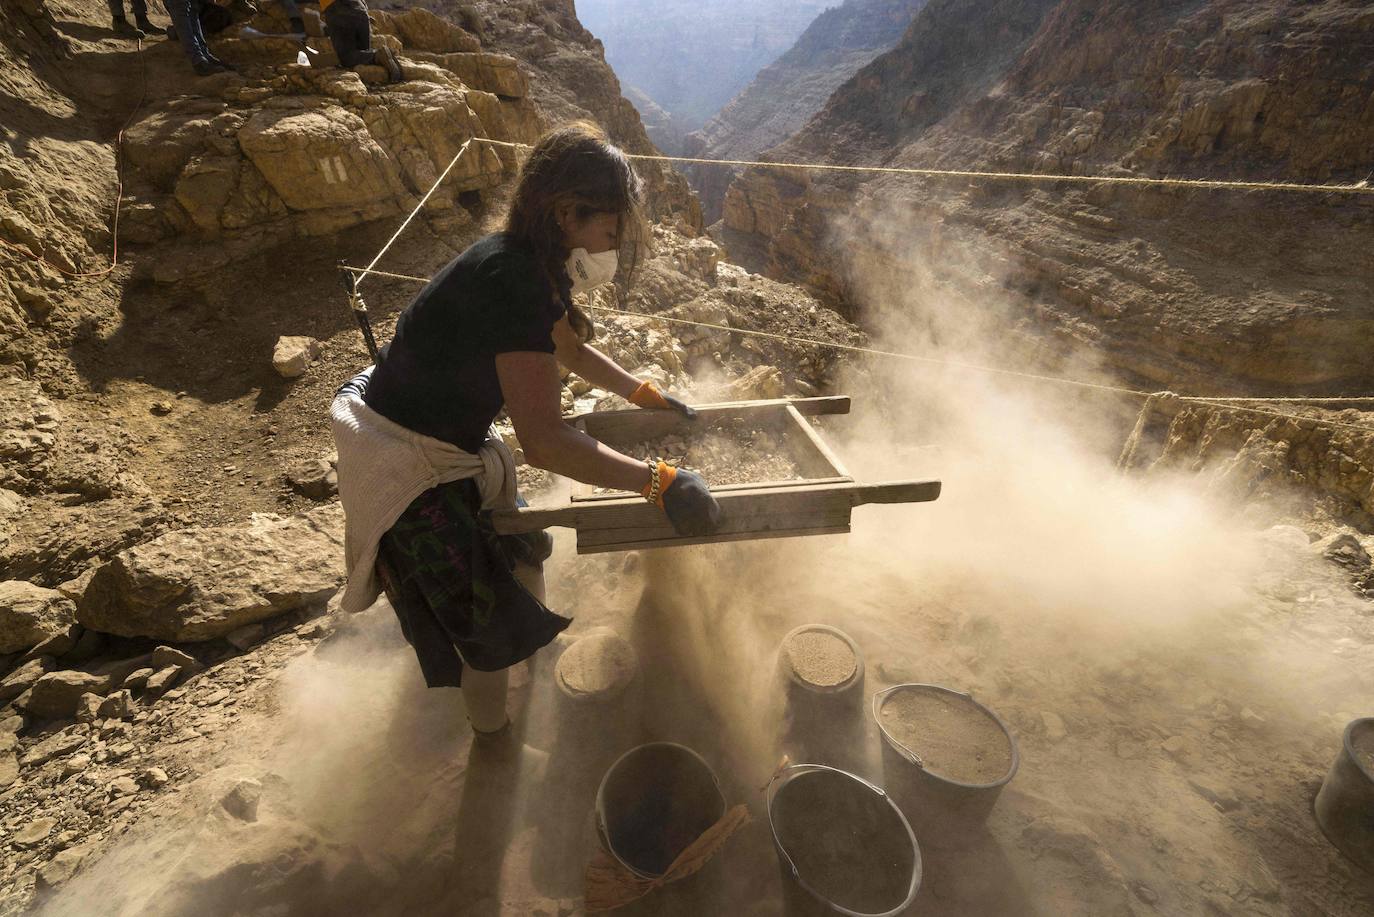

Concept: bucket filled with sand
[[767, 764, 922, 916], [872, 684, 1018, 840], [778, 624, 868, 771], [778, 624, 866, 699]]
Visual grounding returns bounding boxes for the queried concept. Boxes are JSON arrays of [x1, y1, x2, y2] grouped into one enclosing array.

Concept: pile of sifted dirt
[[612, 422, 804, 487], [783, 629, 856, 688]]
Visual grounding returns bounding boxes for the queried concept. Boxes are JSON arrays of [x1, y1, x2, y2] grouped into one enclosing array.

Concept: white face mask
[[566, 248, 618, 294]]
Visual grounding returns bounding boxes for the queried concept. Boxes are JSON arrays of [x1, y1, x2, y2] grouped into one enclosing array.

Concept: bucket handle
[[765, 764, 921, 917], [766, 763, 891, 881], [872, 683, 977, 769]]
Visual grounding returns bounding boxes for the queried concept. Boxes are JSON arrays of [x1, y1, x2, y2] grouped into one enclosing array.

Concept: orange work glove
[[629, 381, 698, 419]]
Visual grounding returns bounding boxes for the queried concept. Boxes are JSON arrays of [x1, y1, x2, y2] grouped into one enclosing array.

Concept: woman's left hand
[[629, 380, 697, 420]]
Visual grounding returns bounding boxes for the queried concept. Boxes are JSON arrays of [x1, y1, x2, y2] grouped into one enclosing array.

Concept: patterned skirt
[[374, 477, 568, 688]]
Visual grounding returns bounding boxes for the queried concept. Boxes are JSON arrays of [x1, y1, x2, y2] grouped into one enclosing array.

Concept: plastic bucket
[[767, 764, 921, 916], [778, 625, 867, 770], [1314, 717, 1374, 874], [595, 742, 726, 879], [872, 684, 1018, 842]]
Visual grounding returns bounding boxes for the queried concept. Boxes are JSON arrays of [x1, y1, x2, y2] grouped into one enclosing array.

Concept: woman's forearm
[[569, 343, 641, 400], [524, 421, 651, 492]]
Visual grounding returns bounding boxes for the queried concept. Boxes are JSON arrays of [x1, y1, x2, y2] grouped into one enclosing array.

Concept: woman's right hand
[[645, 463, 723, 536]]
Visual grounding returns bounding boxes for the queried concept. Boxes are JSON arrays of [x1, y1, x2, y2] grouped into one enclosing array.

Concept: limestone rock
[[555, 632, 638, 702], [99, 689, 133, 719], [77, 505, 345, 642], [14, 815, 55, 847], [0, 580, 76, 653], [144, 665, 182, 699], [19, 622, 82, 663], [286, 455, 337, 500], [35, 842, 94, 891], [74, 692, 103, 723], [19, 728, 86, 767], [0, 655, 53, 704], [1311, 532, 1371, 573], [372, 8, 480, 53], [23, 670, 113, 720], [431, 52, 528, 97], [221, 778, 263, 822], [0, 751, 16, 787], [272, 335, 323, 379], [151, 645, 202, 674], [120, 666, 155, 692], [727, 365, 785, 400]]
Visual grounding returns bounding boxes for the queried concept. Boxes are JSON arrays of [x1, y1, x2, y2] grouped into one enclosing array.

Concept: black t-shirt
[[362, 233, 567, 453]]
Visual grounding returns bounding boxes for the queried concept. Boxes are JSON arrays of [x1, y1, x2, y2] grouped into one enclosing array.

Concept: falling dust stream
[[36, 227, 1374, 915]]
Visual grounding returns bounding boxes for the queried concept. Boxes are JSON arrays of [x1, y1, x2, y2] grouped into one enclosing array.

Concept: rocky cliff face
[[722, 0, 1374, 393], [685, 0, 927, 222], [574, 0, 832, 148]]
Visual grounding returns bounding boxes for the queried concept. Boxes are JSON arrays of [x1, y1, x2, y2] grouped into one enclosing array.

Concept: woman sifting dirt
[[329, 122, 722, 733]]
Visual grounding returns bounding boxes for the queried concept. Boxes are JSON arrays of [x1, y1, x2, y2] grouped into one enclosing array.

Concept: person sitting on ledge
[[320, 0, 402, 82], [161, 0, 235, 75]]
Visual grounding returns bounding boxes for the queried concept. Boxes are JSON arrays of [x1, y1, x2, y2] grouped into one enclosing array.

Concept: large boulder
[[237, 107, 407, 213], [371, 8, 480, 53], [77, 505, 345, 642], [0, 580, 76, 653], [427, 52, 528, 98]]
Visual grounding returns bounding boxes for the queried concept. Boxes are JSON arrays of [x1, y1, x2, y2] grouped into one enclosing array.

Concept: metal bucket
[[595, 742, 726, 879], [767, 764, 921, 916], [872, 684, 1019, 843], [1314, 717, 1374, 873]]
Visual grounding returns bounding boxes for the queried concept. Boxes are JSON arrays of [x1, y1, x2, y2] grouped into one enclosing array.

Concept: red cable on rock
[[1, 37, 149, 280]]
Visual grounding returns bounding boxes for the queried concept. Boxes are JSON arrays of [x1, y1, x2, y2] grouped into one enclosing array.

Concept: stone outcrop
[[686, 0, 927, 221], [77, 505, 345, 642], [1129, 397, 1374, 532], [121, 49, 534, 267], [721, 0, 1374, 393], [0, 580, 74, 653]]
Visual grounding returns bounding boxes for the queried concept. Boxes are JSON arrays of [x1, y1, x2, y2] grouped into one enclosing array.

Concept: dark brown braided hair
[[505, 122, 647, 341]]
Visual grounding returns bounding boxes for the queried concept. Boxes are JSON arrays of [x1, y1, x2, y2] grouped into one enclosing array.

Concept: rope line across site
[[337, 263, 1374, 435], [324, 137, 1374, 436], [472, 137, 1374, 197]]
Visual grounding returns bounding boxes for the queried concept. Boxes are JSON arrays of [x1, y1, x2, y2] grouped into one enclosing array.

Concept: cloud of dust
[[35, 205, 1373, 916], [632, 199, 1373, 781]]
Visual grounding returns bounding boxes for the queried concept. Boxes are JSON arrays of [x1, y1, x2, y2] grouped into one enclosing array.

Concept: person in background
[[162, 0, 234, 75], [109, 0, 156, 38], [276, 0, 306, 36], [320, 0, 402, 82]]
